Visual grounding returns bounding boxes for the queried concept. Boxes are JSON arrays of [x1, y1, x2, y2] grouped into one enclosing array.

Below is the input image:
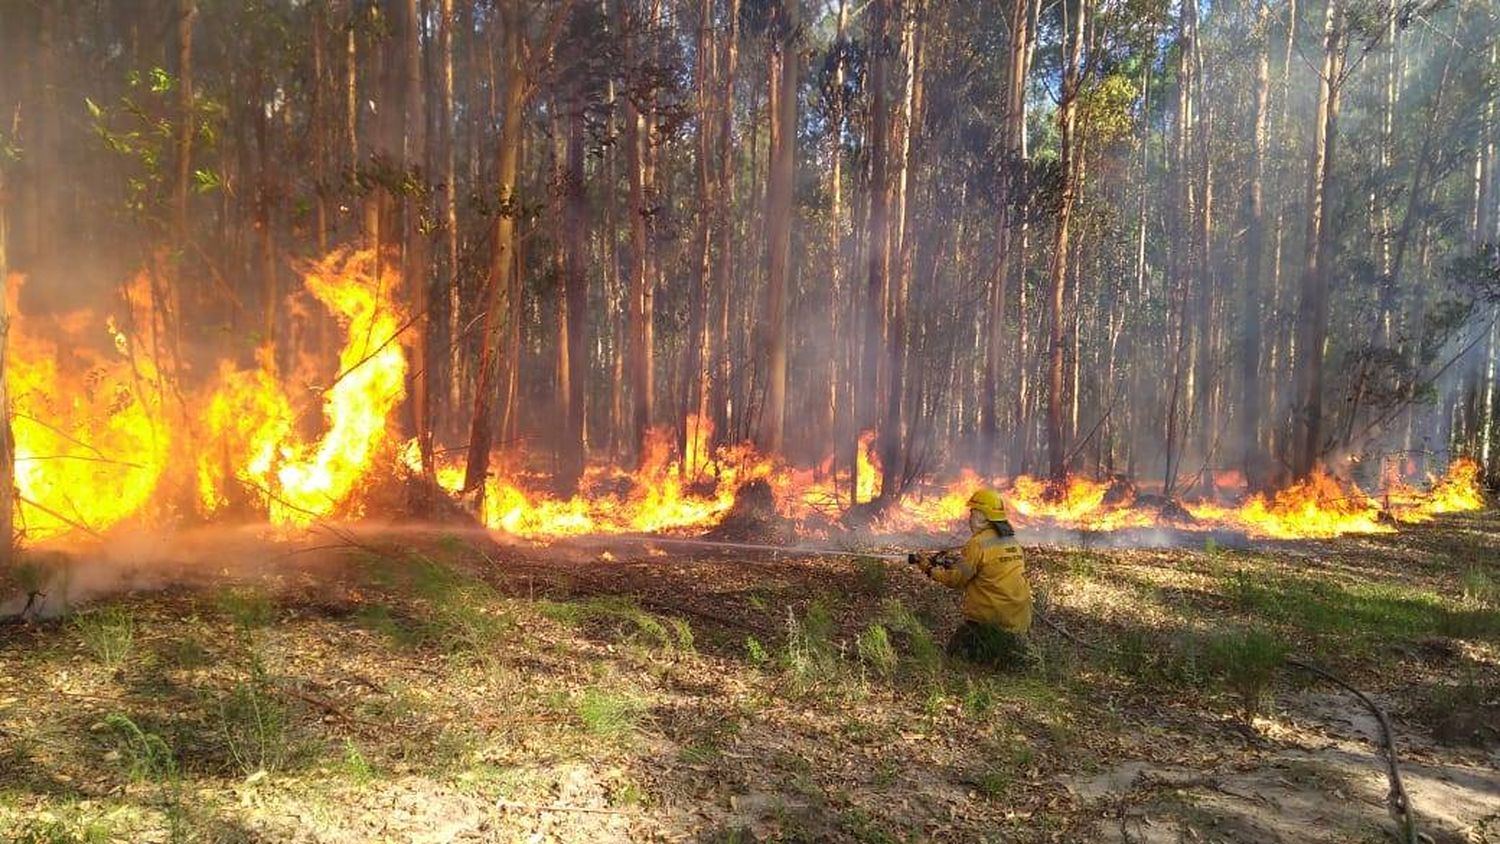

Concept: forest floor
[[1, 512, 1498, 843]]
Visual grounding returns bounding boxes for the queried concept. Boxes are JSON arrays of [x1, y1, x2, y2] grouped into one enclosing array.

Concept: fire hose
[[565, 534, 1422, 843]]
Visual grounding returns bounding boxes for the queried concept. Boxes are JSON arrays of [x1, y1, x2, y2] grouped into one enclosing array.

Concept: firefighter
[[913, 488, 1034, 669]]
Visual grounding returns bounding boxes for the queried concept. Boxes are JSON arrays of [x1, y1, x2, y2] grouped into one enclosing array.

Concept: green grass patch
[[217, 659, 291, 776], [73, 606, 134, 667], [1199, 628, 1288, 715], [1225, 569, 1481, 643], [854, 556, 889, 596], [576, 688, 646, 740], [541, 596, 693, 652], [340, 739, 377, 784], [7, 817, 112, 844], [856, 624, 898, 677], [216, 588, 276, 630]]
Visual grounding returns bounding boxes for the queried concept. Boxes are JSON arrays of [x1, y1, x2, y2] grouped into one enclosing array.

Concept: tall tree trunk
[[761, 0, 798, 455], [826, 0, 848, 470], [560, 78, 590, 492], [683, 0, 715, 472], [403, 0, 434, 480], [1239, 0, 1270, 490], [710, 0, 741, 445], [860, 0, 894, 502], [0, 163, 13, 568], [623, 0, 655, 461], [441, 0, 463, 425], [1047, 0, 1086, 482], [463, 0, 524, 499], [1291, 0, 1345, 478], [175, 0, 197, 252], [983, 0, 1033, 477], [881, 0, 923, 500]]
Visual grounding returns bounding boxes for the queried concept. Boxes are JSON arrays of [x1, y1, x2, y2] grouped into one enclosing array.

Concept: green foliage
[[855, 624, 898, 677], [543, 596, 693, 652], [1200, 628, 1288, 715], [744, 635, 770, 666], [218, 657, 290, 776], [576, 688, 645, 740], [963, 678, 997, 717], [217, 588, 275, 630], [9, 818, 110, 844], [103, 713, 176, 783], [341, 739, 376, 785], [1462, 567, 1496, 607], [358, 554, 512, 657], [73, 606, 134, 667], [782, 600, 838, 685], [878, 599, 942, 675]]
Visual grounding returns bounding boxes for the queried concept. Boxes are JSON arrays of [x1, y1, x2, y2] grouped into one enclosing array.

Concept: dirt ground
[[1, 513, 1497, 843]]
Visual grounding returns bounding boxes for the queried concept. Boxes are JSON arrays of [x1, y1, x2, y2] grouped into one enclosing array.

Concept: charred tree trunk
[[560, 82, 590, 492], [623, 0, 655, 461], [682, 0, 715, 474], [881, 2, 923, 501], [174, 0, 197, 253], [403, 0, 435, 480], [710, 0, 741, 446], [0, 164, 13, 568]]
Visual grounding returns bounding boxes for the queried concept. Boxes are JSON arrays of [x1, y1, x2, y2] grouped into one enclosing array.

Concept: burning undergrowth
[[1, 248, 1491, 561]]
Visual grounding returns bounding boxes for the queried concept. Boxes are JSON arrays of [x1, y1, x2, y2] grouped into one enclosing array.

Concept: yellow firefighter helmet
[[966, 488, 1008, 522]]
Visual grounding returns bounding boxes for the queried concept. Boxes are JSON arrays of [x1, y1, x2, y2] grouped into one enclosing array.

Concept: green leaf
[[85, 97, 104, 121], [193, 168, 223, 193], [150, 67, 174, 93]]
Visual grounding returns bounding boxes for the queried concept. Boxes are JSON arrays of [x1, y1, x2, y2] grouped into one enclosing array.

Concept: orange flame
[[198, 249, 407, 525], [7, 273, 174, 541], [3, 249, 1489, 547]]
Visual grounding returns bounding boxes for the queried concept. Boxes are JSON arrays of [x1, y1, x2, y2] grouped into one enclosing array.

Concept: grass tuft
[[856, 623, 898, 677], [577, 688, 646, 739], [1200, 628, 1287, 715], [74, 606, 134, 667], [218, 657, 291, 776]]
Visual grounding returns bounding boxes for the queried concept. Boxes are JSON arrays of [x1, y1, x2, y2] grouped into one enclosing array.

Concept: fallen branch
[[1286, 657, 1421, 844], [495, 799, 635, 817]]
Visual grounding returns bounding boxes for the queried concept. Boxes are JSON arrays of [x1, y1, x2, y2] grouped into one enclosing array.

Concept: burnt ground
[[0, 513, 1497, 843]]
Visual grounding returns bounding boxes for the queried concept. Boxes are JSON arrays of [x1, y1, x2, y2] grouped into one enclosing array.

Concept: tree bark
[[463, 0, 524, 499], [403, 0, 434, 480], [861, 0, 894, 501], [1291, 0, 1345, 478], [760, 0, 798, 455], [1239, 0, 1270, 490], [560, 80, 590, 492], [682, 0, 715, 473], [1047, 0, 1086, 482], [982, 0, 1033, 477]]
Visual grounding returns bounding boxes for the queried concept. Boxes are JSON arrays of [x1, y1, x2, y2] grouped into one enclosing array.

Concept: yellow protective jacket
[[927, 525, 1032, 633]]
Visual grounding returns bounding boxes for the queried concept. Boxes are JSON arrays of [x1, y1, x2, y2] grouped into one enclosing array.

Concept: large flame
[[7, 273, 174, 541], [2, 249, 1489, 547], [197, 249, 407, 525]]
